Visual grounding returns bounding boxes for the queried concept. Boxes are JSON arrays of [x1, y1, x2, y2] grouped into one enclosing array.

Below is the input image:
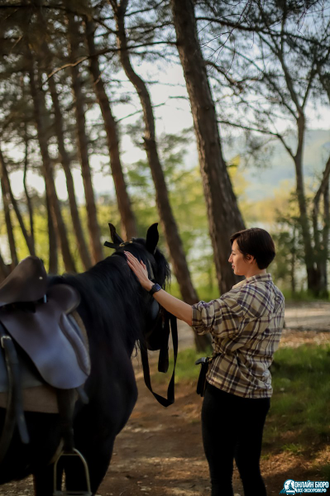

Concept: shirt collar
[[232, 272, 272, 289]]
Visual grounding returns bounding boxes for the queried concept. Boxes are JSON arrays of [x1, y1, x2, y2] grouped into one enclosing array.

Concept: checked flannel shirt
[[192, 273, 285, 399]]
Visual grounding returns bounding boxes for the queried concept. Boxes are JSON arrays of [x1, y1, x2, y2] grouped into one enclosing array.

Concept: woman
[[125, 227, 285, 496]]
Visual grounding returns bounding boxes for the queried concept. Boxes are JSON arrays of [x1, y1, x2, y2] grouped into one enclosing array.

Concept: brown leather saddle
[[0, 256, 91, 464], [0, 256, 90, 390]]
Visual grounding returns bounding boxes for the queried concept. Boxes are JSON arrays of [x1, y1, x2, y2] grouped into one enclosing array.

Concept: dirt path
[[1, 303, 330, 496]]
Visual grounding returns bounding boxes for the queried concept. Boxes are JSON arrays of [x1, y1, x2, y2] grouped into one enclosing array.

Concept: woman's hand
[[125, 251, 193, 325], [125, 251, 153, 291]]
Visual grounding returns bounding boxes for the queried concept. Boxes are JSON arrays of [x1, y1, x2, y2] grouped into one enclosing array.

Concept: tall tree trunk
[[66, 9, 103, 264], [294, 113, 321, 294], [23, 115, 35, 254], [0, 147, 35, 256], [0, 152, 18, 268], [112, 2, 198, 302], [27, 46, 76, 273], [84, 17, 137, 240], [313, 153, 330, 296], [112, 0, 209, 350], [0, 249, 10, 281], [34, 7, 92, 270], [46, 184, 58, 274], [321, 182, 329, 296], [290, 226, 296, 297], [170, 0, 245, 294], [47, 73, 92, 270]]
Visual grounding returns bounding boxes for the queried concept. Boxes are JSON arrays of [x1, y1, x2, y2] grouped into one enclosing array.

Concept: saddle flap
[[0, 256, 47, 307], [0, 284, 90, 389]]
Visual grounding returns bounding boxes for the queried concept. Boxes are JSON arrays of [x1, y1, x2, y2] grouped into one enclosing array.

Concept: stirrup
[[53, 448, 92, 496]]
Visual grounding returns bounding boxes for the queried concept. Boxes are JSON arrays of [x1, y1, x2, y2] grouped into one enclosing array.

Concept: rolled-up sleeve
[[192, 293, 246, 336], [192, 300, 218, 335]]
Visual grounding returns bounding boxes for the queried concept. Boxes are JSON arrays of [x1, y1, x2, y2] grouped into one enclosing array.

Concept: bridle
[[104, 240, 178, 407], [140, 308, 178, 407]]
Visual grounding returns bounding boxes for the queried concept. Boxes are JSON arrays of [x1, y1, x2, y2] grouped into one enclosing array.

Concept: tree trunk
[[46, 183, 58, 274], [170, 0, 245, 295], [321, 182, 329, 296], [23, 116, 35, 255], [312, 153, 330, 296], [294, 114, 320, 294], [0, 249, 10, 281], [112, 0, 209, 350], [34, 6, 92, 270], [27, 46, 76, 273], [112, 1, 199, 303], [0, 147, 35, 256], [66, 9, 103, 264], [47, 73, 93, 270], [84, 17, 137, 240], [0, 151, 18, 268], [290, 226, 296, 297]]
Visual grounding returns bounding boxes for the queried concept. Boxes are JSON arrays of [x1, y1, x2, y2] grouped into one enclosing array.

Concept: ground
[[1, 301, 330, 496]]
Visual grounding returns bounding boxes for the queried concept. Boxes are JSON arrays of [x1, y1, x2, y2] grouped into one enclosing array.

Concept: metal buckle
[[1, 335, 11, 349]]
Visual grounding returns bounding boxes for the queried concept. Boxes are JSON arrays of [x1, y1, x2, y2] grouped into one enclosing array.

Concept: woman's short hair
[[230, 228, 275, 269]]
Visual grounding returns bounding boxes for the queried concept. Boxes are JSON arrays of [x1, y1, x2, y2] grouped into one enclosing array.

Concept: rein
[[104, 229, 177, 407], [140, 310, 178, 408]]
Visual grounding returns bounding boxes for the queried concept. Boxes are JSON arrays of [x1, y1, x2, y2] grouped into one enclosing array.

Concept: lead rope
[[140, 312, 178, 407]]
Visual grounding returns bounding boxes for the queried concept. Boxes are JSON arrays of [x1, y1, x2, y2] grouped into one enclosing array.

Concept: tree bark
[[321, 182, 329, 296], [0, 147, 35, 256], [112, 0, 210, 350], [84, 17, 137, 240], [47, 73, 93, 270], [0, 150, 18, 268], [23, 114, 35, 255], [293, 113, 318, 292], [34, 6, 92, 270], [112, 1, 199, 302], [170, 0, 245, 295], [0, 249, 10, 281], [27, 46, 76, 273], [66, 9, 103, 264], [46, 183, 58, 274]]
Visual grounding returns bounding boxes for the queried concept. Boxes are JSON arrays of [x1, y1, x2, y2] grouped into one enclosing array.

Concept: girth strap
[[0, 322, 29, 464], [140, 312, 178, 407]]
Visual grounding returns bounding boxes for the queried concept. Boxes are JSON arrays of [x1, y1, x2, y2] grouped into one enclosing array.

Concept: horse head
[[105, 222, 169, 289], [104, 223, 172, 357]]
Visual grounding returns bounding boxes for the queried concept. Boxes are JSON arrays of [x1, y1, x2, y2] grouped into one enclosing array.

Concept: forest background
[[1, 0, 330, 315]]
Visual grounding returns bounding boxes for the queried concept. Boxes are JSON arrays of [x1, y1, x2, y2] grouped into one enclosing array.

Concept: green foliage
[[264, 344, 330, 452]]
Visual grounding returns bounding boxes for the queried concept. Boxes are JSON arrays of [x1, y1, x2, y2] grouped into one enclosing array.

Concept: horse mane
[[49, 240, 170, 350]]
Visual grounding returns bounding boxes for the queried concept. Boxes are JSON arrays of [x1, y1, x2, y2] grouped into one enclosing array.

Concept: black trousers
[[201, 383, 270, 496]]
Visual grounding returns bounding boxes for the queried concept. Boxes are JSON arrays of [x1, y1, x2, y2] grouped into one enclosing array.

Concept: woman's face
[[228, 239, 252, 277]]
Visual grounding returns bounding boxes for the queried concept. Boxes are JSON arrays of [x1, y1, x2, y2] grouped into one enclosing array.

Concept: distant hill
[[240, 129, 330, 200]]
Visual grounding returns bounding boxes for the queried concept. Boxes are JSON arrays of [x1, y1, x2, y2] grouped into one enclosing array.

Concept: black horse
[[0, 223, 171, 495]]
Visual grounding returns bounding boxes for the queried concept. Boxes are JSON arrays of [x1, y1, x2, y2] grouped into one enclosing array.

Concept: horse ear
[[108, 223, 124, 244], [146, 223, 159, 254]]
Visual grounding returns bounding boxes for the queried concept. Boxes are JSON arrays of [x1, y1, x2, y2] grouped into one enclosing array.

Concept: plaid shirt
[[192, 273, 285, 398]]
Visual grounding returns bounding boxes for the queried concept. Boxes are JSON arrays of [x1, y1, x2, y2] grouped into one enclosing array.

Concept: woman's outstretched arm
[[125, 251, 193, 326]]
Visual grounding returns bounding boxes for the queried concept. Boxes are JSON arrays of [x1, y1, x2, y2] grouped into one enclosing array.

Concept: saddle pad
[[0, 385, 59, 413], [0, 340, 44, 392], [0, 285, 90, 389]]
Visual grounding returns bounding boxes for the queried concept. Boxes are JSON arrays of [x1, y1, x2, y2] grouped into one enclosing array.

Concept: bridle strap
[[0, 321, 29, 464], [140, 312, 178, 407]]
